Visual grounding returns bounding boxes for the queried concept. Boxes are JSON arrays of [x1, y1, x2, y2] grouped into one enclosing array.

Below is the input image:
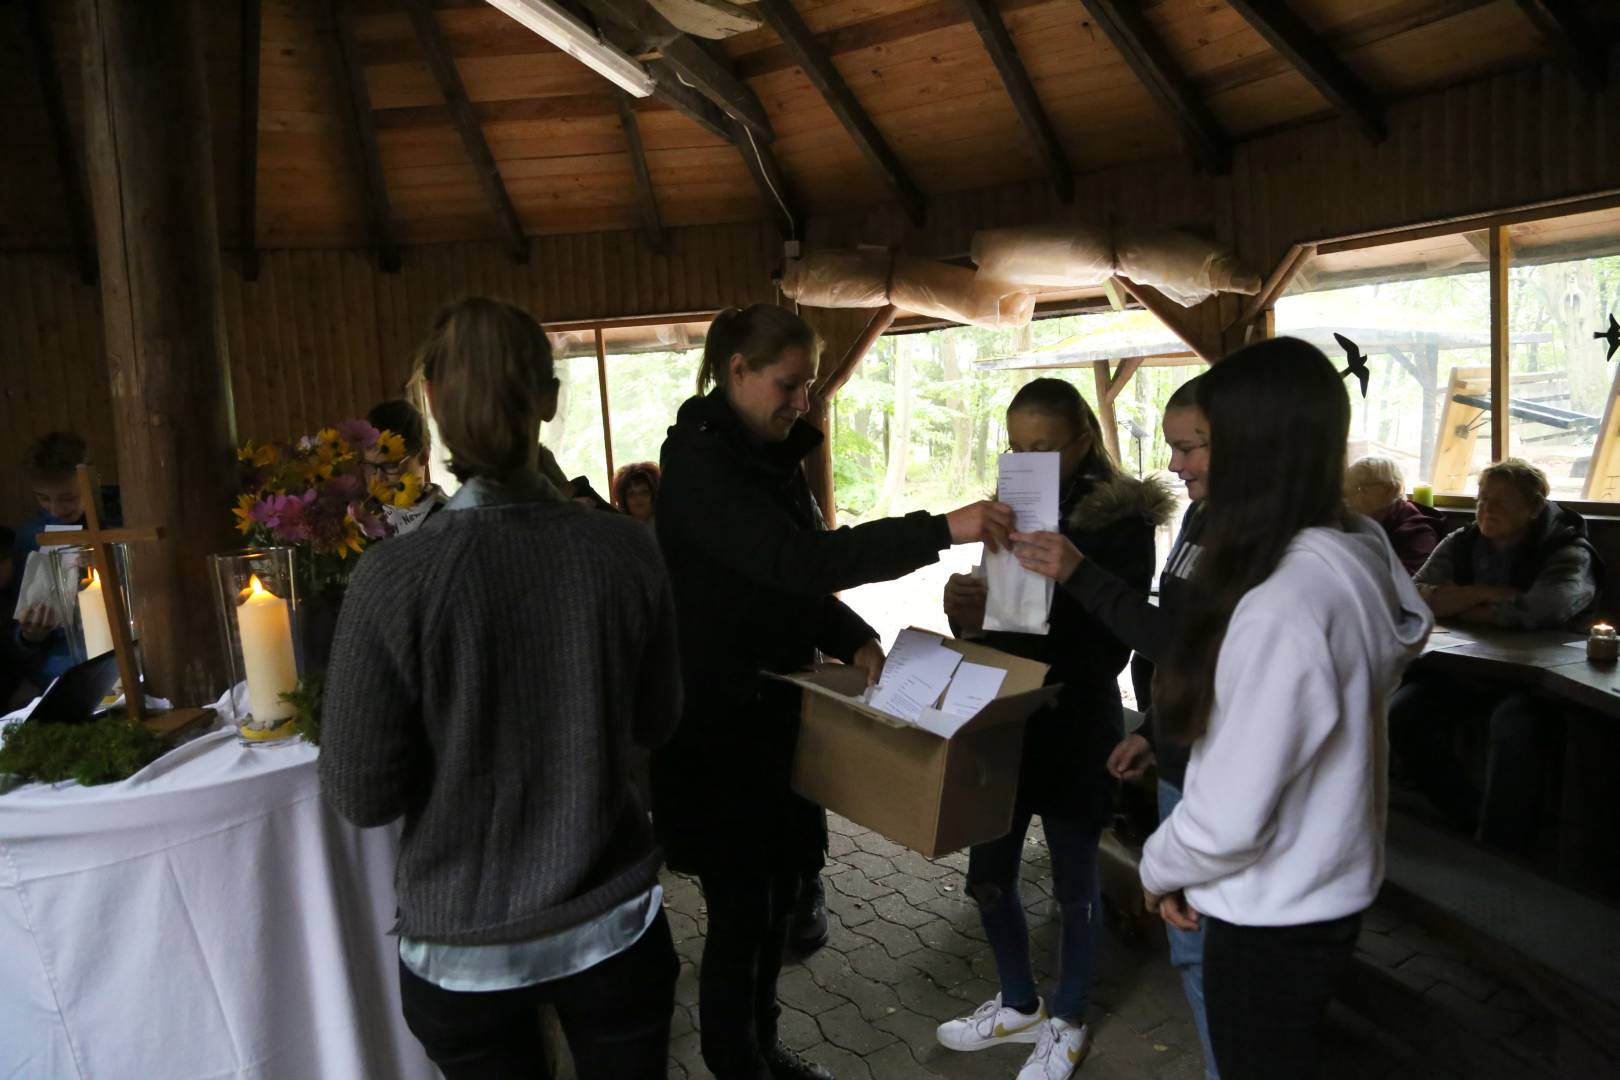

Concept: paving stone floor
[[660, 815, 1407, 1080]]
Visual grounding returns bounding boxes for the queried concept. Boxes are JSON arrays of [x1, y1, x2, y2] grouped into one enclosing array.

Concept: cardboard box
[[779, 631, 1057, 857]]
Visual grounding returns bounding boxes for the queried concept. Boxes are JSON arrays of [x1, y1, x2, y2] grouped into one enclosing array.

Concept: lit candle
[[236, 575, 298, 723], [78, 569, 114, 660], [1412, 484, 1435, 508], [1588, 622, 1617, 663]]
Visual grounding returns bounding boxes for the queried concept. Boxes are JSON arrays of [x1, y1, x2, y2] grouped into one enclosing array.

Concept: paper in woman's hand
[[11, 551, 74, 625], [983, 452, 1058, 634]]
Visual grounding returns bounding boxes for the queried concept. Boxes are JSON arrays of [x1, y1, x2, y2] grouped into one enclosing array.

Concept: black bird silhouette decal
[[1598, 314, 1620, 362], [1336, 333, 1369, 398]]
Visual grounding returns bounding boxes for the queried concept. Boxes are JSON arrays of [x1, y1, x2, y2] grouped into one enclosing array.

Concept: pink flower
[[350, 503, 386, 540], [336, 420, 381, 452], [249, 492, 313, 541]]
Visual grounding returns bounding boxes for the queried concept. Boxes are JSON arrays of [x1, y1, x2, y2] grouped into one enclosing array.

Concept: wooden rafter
[[618, 98, 667, 253], [585, 0, 773, 139], [727, 115, 801, 239], [1116, 276, 1222, 363], [755, 0, 925, 226], [646, 60, 734, 141], [1227, 241, 1314, 329], [1078, 0, 1231, 174], [239, 0, 262, 281], [1513, 0, 1609, 93], [329, 0, 400, 272], [406, 0, 528, 263], [25, 0, 96, 285], [1224, 0, 1386, 141], [957, 0, 1073, 202]]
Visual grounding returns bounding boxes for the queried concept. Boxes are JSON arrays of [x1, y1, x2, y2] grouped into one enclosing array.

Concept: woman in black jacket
[[935, 379, 1171, 1080], [653, 304, 1012, 1080]]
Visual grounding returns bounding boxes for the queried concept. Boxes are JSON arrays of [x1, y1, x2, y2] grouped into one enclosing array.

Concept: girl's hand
[[946, 501, 1015, 552], [1010, 531, 1083, 583], [1158, 891, 1202, 932], [942, 574, 988, 632], [851, 639, 886, 686], [18, 603, 57, 644], [1107, 734, 1155, 780]]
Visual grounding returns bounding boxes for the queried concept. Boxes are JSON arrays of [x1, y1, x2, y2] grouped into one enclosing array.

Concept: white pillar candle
[[236, 575, 298, 723], [78, 568, 115, 660]]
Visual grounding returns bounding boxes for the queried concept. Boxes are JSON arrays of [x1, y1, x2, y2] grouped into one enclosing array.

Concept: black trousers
[[398, 910, 678, 1080], [1203, 912, 1362, 1080], [697, 868, 803, 1080]]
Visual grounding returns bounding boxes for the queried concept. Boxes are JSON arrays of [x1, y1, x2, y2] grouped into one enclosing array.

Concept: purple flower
[[249, 492, 313, 541], [350, 503, 386, 540], [337, 419, 381, 452]]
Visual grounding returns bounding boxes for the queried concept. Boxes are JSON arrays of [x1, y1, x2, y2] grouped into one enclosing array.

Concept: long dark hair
[[1007, 377, 1119, 481], [1154, 337, 1353, 742], [697, 305, 816, 394]]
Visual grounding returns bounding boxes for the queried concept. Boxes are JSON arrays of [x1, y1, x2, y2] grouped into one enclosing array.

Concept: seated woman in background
[[1344, 455, 1441, 575], [612, 461, 660, 526], [1140, 338, 1431, 1080], [937, 378, 1171, 1080], [1390, 458, 1601, 848]]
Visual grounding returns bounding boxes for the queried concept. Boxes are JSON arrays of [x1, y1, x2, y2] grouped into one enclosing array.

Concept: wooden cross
[[35, 464, 161, 723]]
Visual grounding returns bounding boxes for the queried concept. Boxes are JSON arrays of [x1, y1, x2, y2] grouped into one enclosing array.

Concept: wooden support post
[[814, 305, 899, 398], [77, 0, 241, 705], [26, 0, 98, 285], [619, 98, 667, 254], [1228, 243, 1313, 331], [595, 327, 615, 482], [238, 0, 261, 281], [407, 0, 528, 264], [1092, 362, 1121, 462], [807, 306, 898, 526], [1116, 277, 1222, 363], [1489, 225, 1511, 463], [329, 0, 401, 272]]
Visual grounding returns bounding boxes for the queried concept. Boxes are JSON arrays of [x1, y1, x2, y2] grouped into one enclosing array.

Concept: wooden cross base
[[141, 707, 217, 741]]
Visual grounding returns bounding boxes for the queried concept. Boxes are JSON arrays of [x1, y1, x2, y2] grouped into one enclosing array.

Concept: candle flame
[[1596, 623, 1614, 634], [87, 568, 101, 588], [247, 574, 271, 598]]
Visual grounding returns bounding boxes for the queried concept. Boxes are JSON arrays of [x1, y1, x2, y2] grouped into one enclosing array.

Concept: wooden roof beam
[[239, 0, 261, 281], [727, 115, 802, 239], [584, 0, 774, 140], [618, 98, 667, 253], [755, 0, 926, 226], [957, 0, 1073, 203], [1513, 0, 1609, 93], [406, 0, 529, 263], [25, 0, 96, 285], [1224, 0, 1386, 141], [1078, 0, 1231, 174], [329, 0, 400, 272], [646, 59, 734, 140]]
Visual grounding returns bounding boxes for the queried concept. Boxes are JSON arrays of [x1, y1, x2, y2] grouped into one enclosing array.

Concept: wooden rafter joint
[[1225, 0, 1386, 142]]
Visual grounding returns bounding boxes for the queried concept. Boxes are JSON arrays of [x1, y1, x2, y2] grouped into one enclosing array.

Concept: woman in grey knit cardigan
[[320, 298, 682, 1080]]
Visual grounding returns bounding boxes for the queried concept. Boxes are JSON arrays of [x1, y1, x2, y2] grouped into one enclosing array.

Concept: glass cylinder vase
[[210, 548, 303, 747], [44, 543, 136, 668]]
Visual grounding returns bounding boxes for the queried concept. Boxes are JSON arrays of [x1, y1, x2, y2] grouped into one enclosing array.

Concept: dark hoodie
[[1414, 500, 1602, 629], [651, 391, 952, 874], [1377, 498, 1444, 576], [978, 468, 1175, 824]]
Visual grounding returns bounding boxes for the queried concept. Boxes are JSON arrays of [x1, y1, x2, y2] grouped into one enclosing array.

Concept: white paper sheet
[[867, 630, 963, 722], [11, 550, 74, 624], [940, 661, 1007, 718], [984, 452, 1059, 636]]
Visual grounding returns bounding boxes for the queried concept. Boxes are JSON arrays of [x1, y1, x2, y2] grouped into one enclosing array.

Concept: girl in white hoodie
[[1139, 338, 1432, 1080]]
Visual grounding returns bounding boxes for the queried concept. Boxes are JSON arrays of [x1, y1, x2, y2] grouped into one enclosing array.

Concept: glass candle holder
[[1588, 622, 1618, 663], [44, 543, 136, 668], [210, 548, 303, 747]]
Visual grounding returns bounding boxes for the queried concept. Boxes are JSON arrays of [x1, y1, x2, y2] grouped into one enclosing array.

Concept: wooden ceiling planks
[[0, 0, 1608, 251]]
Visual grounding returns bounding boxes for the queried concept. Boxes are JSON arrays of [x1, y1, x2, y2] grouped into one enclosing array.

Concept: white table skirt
[[0, 727, 438, 1080]]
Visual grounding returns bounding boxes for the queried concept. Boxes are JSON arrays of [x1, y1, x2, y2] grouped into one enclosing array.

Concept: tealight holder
[[210, 548, 303, 746], [1587, 622, 1618, 663]]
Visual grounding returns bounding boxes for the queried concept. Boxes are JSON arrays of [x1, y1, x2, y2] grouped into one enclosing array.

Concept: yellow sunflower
[[232, 493, 258, 534], [375, 431, 407, 462]]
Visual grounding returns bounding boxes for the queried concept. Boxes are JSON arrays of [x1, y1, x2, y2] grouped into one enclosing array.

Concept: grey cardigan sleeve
[[1061, 559, 1174, 663], [1482, 545, 1598, 630], [1412, 531, 1460, 586]]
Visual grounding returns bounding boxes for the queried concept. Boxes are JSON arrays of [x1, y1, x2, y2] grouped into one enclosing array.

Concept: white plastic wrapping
[[1115, 228, 1263, 306], [970, 225, 1114, 288], [779, 250, 892, 308], [781, 250, 1035, 329]]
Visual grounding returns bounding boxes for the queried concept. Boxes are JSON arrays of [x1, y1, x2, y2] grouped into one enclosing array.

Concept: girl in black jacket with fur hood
[[937, 379, 1172, 1080]]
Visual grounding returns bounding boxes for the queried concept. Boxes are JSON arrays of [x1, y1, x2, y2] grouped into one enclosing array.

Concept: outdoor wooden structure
[[1, 0, 1619, 700]]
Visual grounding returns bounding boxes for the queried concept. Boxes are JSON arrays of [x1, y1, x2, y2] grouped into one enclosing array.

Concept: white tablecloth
[[0, 727, 438, 1080]]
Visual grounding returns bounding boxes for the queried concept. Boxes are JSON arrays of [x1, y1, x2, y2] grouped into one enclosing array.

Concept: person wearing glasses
[[1344, 456, 1441, 576], [366, 398, 449, 535], [937, 378, 1172, 1080]]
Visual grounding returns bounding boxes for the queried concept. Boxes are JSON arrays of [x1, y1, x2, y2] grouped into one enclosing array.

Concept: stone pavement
[[660, 815, 1406, 1080]]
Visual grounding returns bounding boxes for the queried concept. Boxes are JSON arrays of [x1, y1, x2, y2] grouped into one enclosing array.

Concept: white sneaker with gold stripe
[[1016, 1017, 1092, 1080], [935, 994, 1047, 1052]]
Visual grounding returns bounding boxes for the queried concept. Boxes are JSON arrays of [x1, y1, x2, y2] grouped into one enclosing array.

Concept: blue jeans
[[1160, 781, 1219, 1080], [966, 814, 1101, 1023]]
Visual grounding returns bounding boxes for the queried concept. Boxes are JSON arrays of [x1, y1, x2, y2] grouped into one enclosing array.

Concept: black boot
[[788, 874, 829, 952], [764, 1041, 834, 1080]]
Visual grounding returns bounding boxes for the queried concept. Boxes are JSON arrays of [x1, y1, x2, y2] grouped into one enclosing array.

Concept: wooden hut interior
[[3, 0, 1620, 1076]]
